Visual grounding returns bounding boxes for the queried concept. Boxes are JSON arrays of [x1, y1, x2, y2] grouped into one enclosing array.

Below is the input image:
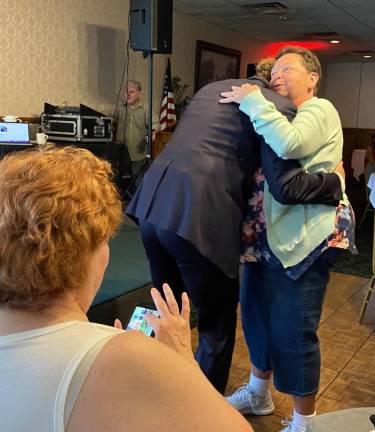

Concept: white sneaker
[[280, 416, 312, 432], [226, 384, 275, 415]]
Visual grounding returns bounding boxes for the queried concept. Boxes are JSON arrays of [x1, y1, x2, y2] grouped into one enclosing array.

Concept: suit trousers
[[139, 220, 239, 394]]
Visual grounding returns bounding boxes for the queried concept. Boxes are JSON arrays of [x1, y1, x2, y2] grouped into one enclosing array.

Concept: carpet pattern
[[93, 224, 151, 306]]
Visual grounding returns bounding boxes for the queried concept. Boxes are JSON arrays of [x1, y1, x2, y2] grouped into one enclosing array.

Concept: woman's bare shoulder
[[67, 331, 165, 431], [68, 331, 253, 432]]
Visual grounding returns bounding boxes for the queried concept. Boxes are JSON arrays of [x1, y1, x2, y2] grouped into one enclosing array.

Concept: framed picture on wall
[[194, 40, 241, 92]]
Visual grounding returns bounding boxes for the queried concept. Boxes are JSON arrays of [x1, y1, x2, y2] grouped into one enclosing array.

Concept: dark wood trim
[[152, 131, 172, 159]]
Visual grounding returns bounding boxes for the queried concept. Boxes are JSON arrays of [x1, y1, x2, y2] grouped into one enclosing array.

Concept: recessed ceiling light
[[363, 55, 372, 58], [330, 40, 340, 44]]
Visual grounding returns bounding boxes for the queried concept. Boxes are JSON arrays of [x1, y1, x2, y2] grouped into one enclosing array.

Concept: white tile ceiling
[[173, 0, 375, 61]]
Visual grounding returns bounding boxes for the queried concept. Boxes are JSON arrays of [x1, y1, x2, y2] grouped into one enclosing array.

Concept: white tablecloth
[[311, 407, 375, 432], [368, 173, 375, 207], [351, 149, 367, 180]]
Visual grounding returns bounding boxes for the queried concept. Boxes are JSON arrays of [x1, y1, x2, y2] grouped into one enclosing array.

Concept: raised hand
[[113, 319, 123, 330], [334, 160, 345, 182], [145, 283, 195, 363], [219, 84, 261, 104]]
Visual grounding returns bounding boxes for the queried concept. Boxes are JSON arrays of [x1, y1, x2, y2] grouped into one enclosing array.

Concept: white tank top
[[0, 320, 122, 432]]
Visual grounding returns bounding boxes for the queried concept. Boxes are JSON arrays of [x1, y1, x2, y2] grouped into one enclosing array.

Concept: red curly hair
[[0, 146, 123, 310]]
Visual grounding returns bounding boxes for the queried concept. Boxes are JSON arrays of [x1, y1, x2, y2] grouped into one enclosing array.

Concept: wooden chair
[[359, 211, 375, 323], [357, 163, 375, 230]]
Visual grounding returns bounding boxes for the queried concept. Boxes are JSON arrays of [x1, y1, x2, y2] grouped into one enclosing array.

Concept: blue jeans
[[240, 253, 332, 396]]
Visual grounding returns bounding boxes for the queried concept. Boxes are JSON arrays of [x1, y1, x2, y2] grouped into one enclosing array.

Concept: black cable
[[108, 8, 132, 192], [112, 9, 131, 147], [113, 9, 131, 119]]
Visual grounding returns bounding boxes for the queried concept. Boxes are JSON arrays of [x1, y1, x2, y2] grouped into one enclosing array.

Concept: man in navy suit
[[127, 76, 343, 393]]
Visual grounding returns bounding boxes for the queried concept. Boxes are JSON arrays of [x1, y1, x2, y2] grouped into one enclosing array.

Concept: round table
[[311, 407, 375, 432]]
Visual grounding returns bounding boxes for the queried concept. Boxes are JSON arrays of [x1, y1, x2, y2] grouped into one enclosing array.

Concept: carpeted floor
[[331, 202, 373, 279], [93, 195, 374, 308], [92, 224, 151, 306]]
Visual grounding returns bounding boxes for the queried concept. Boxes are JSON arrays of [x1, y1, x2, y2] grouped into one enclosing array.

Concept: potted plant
[[171, 76, 191, 121]]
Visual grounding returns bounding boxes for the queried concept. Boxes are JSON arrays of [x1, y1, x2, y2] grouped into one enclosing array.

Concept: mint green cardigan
[[240, 92, 346, 268]]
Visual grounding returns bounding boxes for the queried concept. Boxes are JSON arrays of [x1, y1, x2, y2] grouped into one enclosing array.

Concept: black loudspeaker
[[247, 63, 256, 77], [129, 0, 173, 54]]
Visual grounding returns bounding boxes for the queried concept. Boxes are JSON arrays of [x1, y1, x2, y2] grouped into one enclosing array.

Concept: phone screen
[[126, 305, 159, 336]]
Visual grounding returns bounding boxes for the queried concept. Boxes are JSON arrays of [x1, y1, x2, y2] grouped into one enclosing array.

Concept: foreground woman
[[0, 146, 252, 432]]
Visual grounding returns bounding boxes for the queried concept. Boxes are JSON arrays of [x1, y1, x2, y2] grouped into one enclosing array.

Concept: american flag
[[160, 58, 176, 131]]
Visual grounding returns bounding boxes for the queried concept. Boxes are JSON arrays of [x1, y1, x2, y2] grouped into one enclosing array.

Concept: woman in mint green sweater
[[220, 47, 355, 432]]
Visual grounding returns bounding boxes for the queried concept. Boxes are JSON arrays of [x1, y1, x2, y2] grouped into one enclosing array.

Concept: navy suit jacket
[[127, 78, 342, 277]]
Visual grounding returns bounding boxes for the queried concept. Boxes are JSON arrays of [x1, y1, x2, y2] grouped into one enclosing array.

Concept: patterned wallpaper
[[0, 0, 130, 117], [0, 0, 262, 119]]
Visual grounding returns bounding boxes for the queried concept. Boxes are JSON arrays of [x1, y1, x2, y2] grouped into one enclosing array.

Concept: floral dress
[[240, 168, 357, 280]]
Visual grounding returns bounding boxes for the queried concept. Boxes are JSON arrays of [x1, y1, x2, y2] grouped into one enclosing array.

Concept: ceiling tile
[[200, 6, 245, 18], [177, 0, 229, 7], [174, 0, 375, 61], [330, 0, 375, 5], [228, 0, 279, 5], [341, 6, 375, 29], [201, 14, 228, 25], [173, 2, 204, 15]]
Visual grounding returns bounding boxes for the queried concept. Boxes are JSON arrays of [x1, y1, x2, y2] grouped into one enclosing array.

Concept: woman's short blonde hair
[[0, 146, 123, 310]]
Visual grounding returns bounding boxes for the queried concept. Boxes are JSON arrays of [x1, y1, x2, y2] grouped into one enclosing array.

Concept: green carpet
[[331, 213, 373, 279], [331, 180, 373, 279], [92, 213, 373, 308], [93, 224, 151, 306]]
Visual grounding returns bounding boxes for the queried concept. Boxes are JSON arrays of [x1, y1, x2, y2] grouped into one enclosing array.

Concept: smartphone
[[125, 302, 159, 336]]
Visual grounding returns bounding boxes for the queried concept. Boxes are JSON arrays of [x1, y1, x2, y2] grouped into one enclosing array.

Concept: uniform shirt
[[116, 101, 159, 161]]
